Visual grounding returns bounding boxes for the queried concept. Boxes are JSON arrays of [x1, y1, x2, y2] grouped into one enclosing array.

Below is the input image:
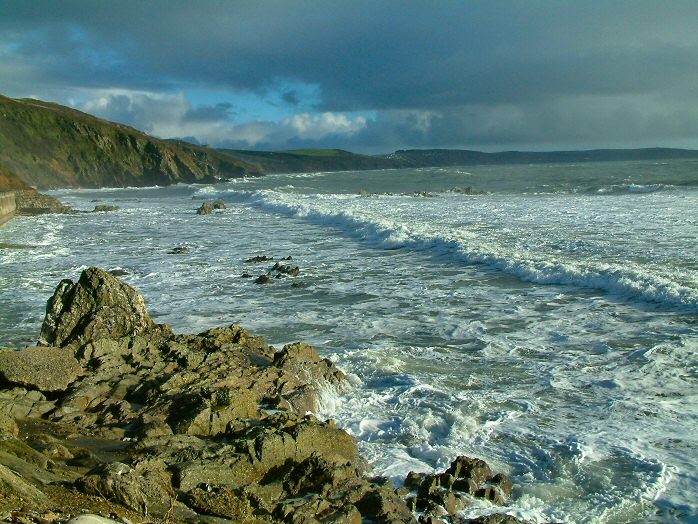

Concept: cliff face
[[0, 95, 263, 189]]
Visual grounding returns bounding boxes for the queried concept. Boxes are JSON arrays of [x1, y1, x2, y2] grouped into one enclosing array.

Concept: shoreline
[[0, 268, 522, 524]]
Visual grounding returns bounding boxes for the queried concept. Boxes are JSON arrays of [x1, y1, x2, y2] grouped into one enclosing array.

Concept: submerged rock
[[246, 255, 274, 263], [91, 204, 119, 212], [255, 274, 273, 284], [196, 199, 225, 215]]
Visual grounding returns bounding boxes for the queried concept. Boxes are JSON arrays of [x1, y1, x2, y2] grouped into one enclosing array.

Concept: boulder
[[0, 346, 82, 392], [196, 202, 214, 215], [255, 274, 273, 284], [38, 267, 156, 347]]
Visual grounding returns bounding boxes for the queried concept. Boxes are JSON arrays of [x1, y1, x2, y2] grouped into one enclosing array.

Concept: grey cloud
[[2, 1, 698, 150]]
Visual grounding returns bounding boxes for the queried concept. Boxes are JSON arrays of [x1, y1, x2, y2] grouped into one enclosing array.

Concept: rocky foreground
[[0, 268, 526, 524]]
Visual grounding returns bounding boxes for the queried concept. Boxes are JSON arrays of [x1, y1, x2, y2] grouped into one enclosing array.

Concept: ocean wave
[[217, 189, 698, 311], [577, 183, 680, 195]]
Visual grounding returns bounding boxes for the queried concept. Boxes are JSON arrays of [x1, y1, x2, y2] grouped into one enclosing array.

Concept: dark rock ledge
[[0, 268, 529, 524]]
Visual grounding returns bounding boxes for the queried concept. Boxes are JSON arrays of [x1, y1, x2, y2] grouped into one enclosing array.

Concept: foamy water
[[1, 160, 697, 523]]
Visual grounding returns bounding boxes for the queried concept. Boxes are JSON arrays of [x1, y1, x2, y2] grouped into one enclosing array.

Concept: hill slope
[[0, 96, 262, 189], [219, 148, 400, 174], [387, 148, 698, 167], [0, 162, 30, 191]]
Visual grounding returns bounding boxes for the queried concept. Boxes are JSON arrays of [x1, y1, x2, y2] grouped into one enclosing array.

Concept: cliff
[[0, 95, 263, 189]]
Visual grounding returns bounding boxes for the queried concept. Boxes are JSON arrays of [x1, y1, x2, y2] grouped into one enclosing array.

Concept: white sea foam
[[217, 188, 698, 311], [3, 163, 697, 522]]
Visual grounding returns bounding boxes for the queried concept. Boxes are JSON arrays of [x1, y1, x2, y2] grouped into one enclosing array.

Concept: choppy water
[[1, 160, 697, 523]]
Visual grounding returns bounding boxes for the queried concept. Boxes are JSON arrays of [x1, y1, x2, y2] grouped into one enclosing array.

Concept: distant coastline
[[2, 94, 698, 191]]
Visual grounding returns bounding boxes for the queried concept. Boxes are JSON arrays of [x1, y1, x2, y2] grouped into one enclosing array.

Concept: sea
[[1, 160, 697, 523]]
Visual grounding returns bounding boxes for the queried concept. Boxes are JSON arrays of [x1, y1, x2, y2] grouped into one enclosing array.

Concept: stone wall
[[0, 192, 15, 227]]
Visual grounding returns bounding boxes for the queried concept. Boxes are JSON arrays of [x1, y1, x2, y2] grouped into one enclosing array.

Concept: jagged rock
[[184, 486, 263, 522], [355, 479, 417, 523], [0, 412, 18, 437], [212, 199, 226, 210], [0, 463, 50, 506], [255, 274, 273, 284], [165, 389, 259, 436], [38, 267, 157, 347], [0, 346, 82, 392], [446, 456, 492, 493], [92, 204, 119, 212], [0, 268, 523, 521], [246, 255, 274, 263], [196, 201, 215, 215], [490, 472, 513, 499], [271, 262, 301, 276], [77, 461, 173, 516], [14, 189, 72, 215], [0, 387, 55, 419]]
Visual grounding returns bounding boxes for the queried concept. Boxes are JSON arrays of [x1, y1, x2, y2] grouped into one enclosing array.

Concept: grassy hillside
[[0, 95, 263, 189], [0, 162, 30, 191], [219, 148, 401, 174]]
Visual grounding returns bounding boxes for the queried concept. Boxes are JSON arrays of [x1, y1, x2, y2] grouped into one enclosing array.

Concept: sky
[[1, 0, 698, 153]]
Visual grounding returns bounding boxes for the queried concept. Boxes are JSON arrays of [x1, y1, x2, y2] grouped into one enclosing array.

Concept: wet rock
[[246, 255, 274, 263], [290, 281, 306, 288], [0, 346, 82, 392], [38, 267, 157, 348], [255, 274, 273, 284], [405, 471, 427, 489], [169, 246, 191, 254], [461, 515, 528, 524], [272, 262, 301, 276], [0, 268, 524, 522], [196, 202, 214, 215], [241, 273, 254, 278], [92, 204, 119, 212], [446, 456, 492, 493], [212, 199, 226, 210], [355, 479, 417, 523]]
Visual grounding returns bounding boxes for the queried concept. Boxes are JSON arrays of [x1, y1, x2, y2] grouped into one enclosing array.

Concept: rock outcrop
[[0, 268, 523, 523], [38, 267, 159, 347]]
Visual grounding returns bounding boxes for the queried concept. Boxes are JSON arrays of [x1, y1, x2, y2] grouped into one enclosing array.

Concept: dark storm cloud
[[2, 0, 698, 150]]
